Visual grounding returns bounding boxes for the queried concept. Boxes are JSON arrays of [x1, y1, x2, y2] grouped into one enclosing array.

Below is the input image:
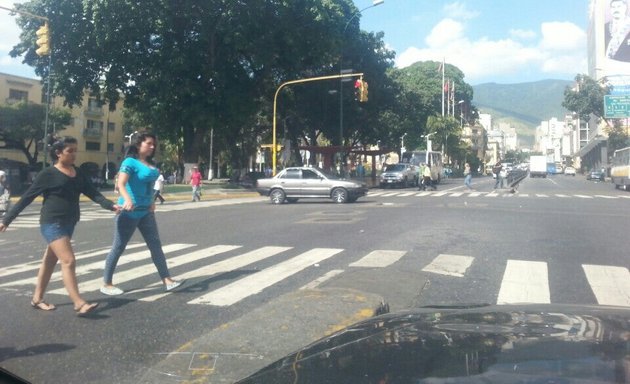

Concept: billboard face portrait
[[605, 0, 630, 61]]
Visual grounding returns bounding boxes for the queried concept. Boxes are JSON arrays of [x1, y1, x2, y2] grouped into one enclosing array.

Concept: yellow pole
[[272, 72, 364, 175]]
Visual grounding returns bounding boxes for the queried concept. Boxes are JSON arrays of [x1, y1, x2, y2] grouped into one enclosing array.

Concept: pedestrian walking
[[493, 160, 504, 189], [191, 165, 202, 202], [153, 169, 165, 204], [0, 136, 119, 315], [100, 131, 184, 296], [464, 162, 473, 190], [0, 170, 10, 217], [421, 163, 436, 191]]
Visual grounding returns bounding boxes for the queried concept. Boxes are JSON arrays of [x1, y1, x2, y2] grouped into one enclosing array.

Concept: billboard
[[591, 0, 630, 84]]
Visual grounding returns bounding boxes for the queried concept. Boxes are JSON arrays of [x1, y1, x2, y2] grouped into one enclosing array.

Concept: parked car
[[564, 166, 576, 176], [587, 169, 605, 181], [255, 167, 368, 204], [379, 163, 418, 188]]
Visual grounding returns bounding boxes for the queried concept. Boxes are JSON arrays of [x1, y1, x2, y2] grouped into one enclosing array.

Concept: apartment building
[[0, 72, 126, 181]]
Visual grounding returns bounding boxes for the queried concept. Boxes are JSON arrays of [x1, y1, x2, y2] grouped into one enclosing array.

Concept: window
[[9, 89, 28, 102], [302, 169, 320, 179], [281, 169, 301, 179], [108, 122, 115, 131], [85, 142, 101, 151], [87, 120, 104, 131], [107, 143, 114, 152]]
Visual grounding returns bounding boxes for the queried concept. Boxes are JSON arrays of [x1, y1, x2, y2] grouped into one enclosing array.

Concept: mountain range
[[471, 79, 574, 147]]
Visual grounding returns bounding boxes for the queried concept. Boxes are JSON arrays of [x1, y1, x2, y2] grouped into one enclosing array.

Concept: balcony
[[83, 128, 103, 138], [83, 106, 104, 117]]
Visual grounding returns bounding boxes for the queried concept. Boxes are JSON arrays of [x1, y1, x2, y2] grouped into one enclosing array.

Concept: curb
[[137, 287, 385, 384]]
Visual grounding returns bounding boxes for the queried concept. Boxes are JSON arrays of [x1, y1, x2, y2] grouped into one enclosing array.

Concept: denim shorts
[[40, 221, 76, 243]]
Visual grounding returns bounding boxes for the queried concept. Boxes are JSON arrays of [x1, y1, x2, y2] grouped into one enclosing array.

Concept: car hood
[[236, 303, 630, 383]]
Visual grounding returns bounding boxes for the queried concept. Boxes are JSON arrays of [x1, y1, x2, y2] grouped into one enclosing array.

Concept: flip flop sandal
[[31, 300, 56, 311], [74, 302, 99, 317]]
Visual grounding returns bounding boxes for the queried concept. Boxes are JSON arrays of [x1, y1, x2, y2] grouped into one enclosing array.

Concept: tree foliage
[[0, 102, 71, 166], [562, 74, 610, 121]]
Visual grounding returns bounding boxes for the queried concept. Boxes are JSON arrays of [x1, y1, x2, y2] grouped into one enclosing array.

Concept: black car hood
[[236, 304, 630, 383]]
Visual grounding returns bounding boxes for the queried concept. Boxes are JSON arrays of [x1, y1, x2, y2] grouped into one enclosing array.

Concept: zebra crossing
[[1, 197, 264, 230], [368, 190, 630, 200], [0, 242, 628, 308]]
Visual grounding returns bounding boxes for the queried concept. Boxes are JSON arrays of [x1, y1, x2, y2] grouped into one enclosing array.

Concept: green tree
[[0, 102, 71, 166], [562, 74, 610, 121]]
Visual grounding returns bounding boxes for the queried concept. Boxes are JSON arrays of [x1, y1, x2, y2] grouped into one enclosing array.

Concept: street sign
[[604, 95, 630, 118]]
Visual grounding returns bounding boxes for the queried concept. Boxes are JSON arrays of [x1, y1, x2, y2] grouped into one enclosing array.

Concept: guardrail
[[506, 169, 528, 192]]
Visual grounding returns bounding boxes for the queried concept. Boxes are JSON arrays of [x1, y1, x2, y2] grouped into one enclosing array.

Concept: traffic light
[[354, 79, 369, 102], [360, 80, 368, 102], [35, 22, 50, 56]]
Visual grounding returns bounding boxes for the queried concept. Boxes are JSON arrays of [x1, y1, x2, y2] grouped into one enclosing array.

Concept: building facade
[[0, 72, 127, 182]]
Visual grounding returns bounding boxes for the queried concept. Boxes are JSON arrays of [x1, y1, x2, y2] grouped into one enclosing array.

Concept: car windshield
[[385, 164, 406, 172], [1, 1, 628, 384]]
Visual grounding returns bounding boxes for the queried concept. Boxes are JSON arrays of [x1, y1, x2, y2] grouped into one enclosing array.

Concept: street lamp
[[421, 132, 436, 152], [339, 0, 384, 149]]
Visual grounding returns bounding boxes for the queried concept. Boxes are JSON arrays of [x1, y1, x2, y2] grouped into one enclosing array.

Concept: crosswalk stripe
[[300, 269, 345, 290], [30, 244, 196, 293], [431, 191, 449, 197], [582, 265, 630, 306], [535, 194, 548, 198], [594, 195, 617, 199], [188, 248, 343, 306], [397, 192, 416, 197], [469, 192, 484, 197], [140, 246, 291, 302], [0, 243, 145, 278], [381, 192, 400, 197], [422, 254, 474, 277], [53, 244, 239, 294], [555, 194, 570, 198], [574, 194, 593, 199], [497, 260, 550, 304], [450, 192, 464, 197], [349, 250, 406, 268], [486, 192, 500, 197], [415, 191, 432, 196]]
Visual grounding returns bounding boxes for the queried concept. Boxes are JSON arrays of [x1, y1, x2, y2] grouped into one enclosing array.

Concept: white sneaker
[[100, 286, 124, 296], [165, 280, 185, 292]]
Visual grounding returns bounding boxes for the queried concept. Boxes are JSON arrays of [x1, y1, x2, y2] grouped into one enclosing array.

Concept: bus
[[401, 150, 444, 183], [611, 146, 630, 190]]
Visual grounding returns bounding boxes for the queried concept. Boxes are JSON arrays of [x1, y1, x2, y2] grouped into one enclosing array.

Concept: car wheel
[[270, 189, 286, 204], [331, 188, 348, 203], [286, 198, 299, 203]]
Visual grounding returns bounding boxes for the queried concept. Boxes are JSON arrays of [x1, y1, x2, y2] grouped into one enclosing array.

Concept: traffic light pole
[[272, 72, 364, 176]]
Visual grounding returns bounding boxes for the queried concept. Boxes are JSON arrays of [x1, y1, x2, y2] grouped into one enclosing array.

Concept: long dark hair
[[125, 131, 157, 164], [49, 136, 78, 162]]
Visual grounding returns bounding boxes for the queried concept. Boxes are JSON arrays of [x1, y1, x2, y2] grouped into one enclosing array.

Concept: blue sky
[[1, 0, 589, 84], [358, 0, 589, 84]]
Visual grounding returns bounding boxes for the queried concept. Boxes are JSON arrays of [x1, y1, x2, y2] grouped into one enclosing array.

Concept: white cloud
[[395, 16, 587, 84], [443, 2, 480, 21], [510, 29, 537, 40]]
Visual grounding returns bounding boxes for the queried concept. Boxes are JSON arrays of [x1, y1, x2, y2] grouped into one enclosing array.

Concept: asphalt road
[[0, 173, 628, 383]]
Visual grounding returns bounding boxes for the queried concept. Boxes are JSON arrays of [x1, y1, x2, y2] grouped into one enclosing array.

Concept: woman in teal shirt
[[101, 132, 184, 296]]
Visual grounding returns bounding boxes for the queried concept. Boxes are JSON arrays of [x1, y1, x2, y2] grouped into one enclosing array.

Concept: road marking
[[188, 248, 343, 306], [349, 250, 406, 268], [367, 191, 387, 196], [300, 269, 345, 290], [518, 193, 529, 197], [594, 195, 617, 199], [421, 254, 474, 277], [397, 192, 417, 197], [555, 194, 570, 198], [450, 192, 464, 197], [497, 260, 550, 304], [415, 191, 432, 196], [140, 246, 291, 301], [574, 194, 593, 199], [535, 194, 549, 198], [381, 192, 401, 197], [38, 244, 197, 293], [486, 192, 500, 197], [431, 191, 449, 197], [0, 243, 146, 278], [469, 192, 484, 197], [582, 264, 630, 307]]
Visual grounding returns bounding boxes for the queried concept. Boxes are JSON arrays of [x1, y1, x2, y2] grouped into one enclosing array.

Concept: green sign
[[604, 95, 630, 118]]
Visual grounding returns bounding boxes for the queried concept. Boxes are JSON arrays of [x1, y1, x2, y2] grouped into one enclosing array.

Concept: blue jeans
[[103, 212, 170, 285], [464, 174, 472, 189], [192, 185, 201, 201], [40, 221, 76, 243]]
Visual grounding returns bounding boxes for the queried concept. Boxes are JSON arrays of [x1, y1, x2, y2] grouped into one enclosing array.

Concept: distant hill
[[472, 79, 574, 146]]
